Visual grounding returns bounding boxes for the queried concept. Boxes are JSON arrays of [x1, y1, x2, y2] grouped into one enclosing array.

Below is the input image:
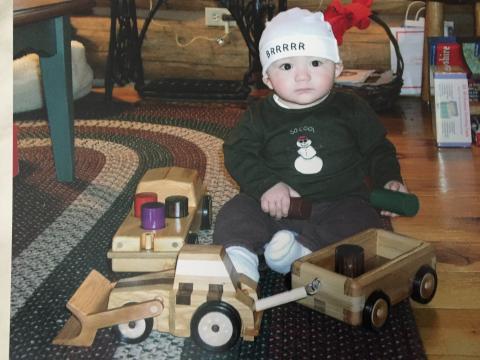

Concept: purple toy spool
[[141, 202, 166, 230]]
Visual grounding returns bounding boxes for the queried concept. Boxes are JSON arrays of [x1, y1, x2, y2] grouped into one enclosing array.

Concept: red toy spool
[[134, 192, 158, 217]]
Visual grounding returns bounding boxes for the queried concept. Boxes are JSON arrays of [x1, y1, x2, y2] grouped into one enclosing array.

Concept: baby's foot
[[264, 230, 311, 274]]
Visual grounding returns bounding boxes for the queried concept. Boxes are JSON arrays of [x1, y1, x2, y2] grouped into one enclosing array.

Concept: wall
[[71, 0, 475, 82]]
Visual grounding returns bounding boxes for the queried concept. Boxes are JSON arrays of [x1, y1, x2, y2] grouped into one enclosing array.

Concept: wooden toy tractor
[[107, 166, 212, 273], [53, 245, 320, 352], [53, 229, 436, 351]]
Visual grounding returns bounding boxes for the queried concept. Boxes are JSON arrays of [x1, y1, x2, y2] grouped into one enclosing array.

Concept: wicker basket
[[334, 13, 405, 112]]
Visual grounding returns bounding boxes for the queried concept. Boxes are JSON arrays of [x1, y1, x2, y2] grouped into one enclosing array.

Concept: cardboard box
[[430, 65, 472, 147], [427, 36, 480, 104]]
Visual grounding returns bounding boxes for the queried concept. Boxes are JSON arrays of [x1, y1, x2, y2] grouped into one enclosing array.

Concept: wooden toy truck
[[53, 245, 320, 352], [291, 228, 437, 330], [107, 167, 212, 272], [53, 229, 436, 351]]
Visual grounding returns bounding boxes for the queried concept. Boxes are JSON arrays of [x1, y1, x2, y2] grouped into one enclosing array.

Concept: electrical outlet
[[205, 7, 236, 27]]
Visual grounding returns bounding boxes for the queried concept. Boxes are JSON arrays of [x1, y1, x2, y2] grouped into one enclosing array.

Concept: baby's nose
[[295, 67, 311, 81]]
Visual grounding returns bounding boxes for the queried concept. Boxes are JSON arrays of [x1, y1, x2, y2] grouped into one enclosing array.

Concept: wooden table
[[14, 0, 95, 182]]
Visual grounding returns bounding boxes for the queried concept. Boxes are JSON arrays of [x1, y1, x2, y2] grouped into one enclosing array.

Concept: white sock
[[225, 246, 260, 282], [264, 230, 311, 274]]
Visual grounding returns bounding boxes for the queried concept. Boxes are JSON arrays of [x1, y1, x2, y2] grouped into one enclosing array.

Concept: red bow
[[324, 0, 373, 45]]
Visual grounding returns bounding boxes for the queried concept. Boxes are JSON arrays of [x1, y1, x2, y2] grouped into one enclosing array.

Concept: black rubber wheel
[[362, 291, 390, 331], [112, 303, 154, 344], [200, 195, 212, 230], [186, 232, 199, 245], [411, 265, 437, 304], [190, 301, 241, 352]]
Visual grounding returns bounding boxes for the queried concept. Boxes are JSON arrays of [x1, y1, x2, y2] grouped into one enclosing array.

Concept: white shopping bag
[[390, 1, 425, 96]]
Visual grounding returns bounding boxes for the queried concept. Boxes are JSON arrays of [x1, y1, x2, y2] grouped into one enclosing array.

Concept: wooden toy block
[[107, 167, 212, 272], [288, 197, 312, 219], [291, 228, 437, 330], [369, 189, 420, 216]]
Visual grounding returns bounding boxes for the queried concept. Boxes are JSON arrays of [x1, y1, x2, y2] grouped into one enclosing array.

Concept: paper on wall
[[390, 27, 424, 96]]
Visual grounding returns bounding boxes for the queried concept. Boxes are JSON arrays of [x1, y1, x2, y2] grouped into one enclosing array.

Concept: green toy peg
[[369, 189, 419, 216]]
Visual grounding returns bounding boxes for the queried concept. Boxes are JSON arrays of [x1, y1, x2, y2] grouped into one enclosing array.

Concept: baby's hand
[[261, 182, 291, 219], [381, 180, 408, 217], [384, 180, 408, 193], [288, 185, 300, 198]]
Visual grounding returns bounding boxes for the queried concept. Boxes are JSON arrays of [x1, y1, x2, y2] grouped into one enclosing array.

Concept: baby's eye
[[280, 63, 292, 70], [311, 60, 323, 67]]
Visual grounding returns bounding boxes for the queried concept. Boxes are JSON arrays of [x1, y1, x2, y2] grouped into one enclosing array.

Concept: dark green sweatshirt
[[223, 91, 403, 202]]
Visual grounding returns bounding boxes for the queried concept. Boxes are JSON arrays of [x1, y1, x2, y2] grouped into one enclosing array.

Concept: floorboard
[[386, 98, 480, 359]]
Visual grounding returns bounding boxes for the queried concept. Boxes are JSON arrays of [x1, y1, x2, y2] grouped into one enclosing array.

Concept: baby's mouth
[[295, 88, 313, 93]]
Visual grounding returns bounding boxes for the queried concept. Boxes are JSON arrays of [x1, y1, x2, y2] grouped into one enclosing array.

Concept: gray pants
[[213, 193, 383, 254]]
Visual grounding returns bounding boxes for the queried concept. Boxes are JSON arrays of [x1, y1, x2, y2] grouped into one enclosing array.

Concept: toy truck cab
[[108, 245, 261, 351], [107, 167, 212, 272], [54, 245, 261, 351]]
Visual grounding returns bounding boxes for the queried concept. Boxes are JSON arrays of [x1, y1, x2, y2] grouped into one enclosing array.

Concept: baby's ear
[[262, 75, 274, 90], [334, 63, 344, 78]]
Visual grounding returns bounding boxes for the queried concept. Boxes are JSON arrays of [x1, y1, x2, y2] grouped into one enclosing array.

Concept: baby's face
[[263, 56, 343, 109]]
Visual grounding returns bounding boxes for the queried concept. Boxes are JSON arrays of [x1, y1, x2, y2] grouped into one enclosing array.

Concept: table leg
[[105, 0, 143, 98], [39, 16, 75, 182], [105, 0, 118, 101], [476, 2, 480, 36], [221, 0, 284, 87]]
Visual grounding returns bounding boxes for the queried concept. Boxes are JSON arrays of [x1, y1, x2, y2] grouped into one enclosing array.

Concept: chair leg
[[39, 16, 75, 182]]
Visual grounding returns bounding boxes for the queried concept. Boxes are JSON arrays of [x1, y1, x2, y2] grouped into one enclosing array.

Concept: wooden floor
[[106, 87, 480, 359], [379, 98, 480, 360]]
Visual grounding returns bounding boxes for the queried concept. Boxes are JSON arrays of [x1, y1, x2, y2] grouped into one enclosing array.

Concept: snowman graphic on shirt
[[294, 135, 323, 174]]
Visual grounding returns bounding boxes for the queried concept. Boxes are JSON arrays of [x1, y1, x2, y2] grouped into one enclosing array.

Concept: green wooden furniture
[[14, 0, 95, 182]]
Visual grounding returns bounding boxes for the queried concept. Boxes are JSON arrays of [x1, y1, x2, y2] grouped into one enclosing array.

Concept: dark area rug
[[11, 93, 426, 359]]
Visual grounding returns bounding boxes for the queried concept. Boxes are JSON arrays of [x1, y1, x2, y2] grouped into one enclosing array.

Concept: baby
[[213, 8, 407, 282]]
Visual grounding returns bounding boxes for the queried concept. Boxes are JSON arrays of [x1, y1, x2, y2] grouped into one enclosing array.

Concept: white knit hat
[[259, 8, 341, 76]]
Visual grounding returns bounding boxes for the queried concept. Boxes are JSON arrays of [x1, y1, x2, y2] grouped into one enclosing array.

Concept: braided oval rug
[[11, 94, 426, 359]]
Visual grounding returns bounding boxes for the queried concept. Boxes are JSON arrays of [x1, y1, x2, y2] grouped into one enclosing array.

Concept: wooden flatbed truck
[[291, 228, 437, 330]]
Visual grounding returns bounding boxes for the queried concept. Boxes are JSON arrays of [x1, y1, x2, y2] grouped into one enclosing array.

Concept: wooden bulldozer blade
[[52, 269, 163, 347]]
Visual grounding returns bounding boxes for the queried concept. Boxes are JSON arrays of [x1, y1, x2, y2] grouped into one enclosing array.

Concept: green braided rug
[[11, 94, 426, 359]]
